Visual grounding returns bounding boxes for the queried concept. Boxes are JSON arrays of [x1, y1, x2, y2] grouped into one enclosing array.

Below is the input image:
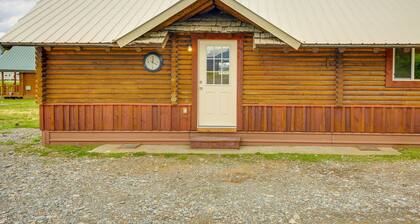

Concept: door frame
[[191, 33, 244, 131]]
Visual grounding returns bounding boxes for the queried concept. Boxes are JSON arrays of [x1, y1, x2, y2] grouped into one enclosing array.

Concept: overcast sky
[[0, 0, 37, 38]]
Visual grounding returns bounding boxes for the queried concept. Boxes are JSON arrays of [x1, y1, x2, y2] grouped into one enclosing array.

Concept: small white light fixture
[[187, 45, 192, 52]]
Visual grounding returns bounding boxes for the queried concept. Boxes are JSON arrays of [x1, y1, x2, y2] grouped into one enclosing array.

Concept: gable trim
[[116, 0, 302, 49], [116, 0, 198, 47], [218, 0, 301, 49]]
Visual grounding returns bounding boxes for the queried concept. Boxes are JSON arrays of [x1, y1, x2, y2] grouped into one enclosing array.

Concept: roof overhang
[[0, 69, 35, 73], [116, 0, 302, 49], [116, 0, 198, 47], [217, 0, 301, 49]]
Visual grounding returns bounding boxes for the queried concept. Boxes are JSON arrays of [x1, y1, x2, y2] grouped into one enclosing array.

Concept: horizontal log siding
[[44, 47, 172, 103], [41, 104, 191, 131], [243, 37, 337, 105], [176, 35, 193, 104], [242, 105, 420, 133], [343, 48, 420, 105]]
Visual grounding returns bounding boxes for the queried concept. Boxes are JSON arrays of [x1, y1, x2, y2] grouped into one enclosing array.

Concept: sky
[[0, 0, 37, 38]]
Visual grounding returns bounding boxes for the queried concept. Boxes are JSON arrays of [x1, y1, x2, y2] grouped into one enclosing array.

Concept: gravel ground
[[0, 129, 419, 223]]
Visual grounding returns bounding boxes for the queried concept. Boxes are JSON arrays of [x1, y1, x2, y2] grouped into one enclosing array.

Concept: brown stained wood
[[35, 47, 47, 103], [170, 35, 178, 104], [41, 104, 192, 132], [151, 0, 213, 32], [336, 49, 344, 106], [44, 46, 172, 103], [241, 104, 420, 134], [42, 130, 420, 146]]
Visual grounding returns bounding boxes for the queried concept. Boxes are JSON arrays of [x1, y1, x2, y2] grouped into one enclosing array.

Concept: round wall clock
[[144, 52, 163, 72]]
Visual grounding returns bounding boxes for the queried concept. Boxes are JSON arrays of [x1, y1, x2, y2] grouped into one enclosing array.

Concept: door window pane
[[415, 48, 420, 80], [205, 45, 230, 85], [394, 48, 412, 79], [206, 46, 214, 84]]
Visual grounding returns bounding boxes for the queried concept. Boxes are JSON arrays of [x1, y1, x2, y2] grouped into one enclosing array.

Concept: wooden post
[[20, 73, 25, 97], [13, 72, 17, 95], [170, 35, 178, 105], [335, 49, 344, 106], [1, 72, 3, 97], [35, 47, 47, 103]]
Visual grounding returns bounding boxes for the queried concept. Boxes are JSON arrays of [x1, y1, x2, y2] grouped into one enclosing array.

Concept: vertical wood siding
[[41, 104, 420, 134], [41, 104, 191, 131], [242, 105, 420, 133]]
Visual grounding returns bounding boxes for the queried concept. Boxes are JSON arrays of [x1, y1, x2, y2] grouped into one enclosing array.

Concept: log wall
[[243, 36, 337, 105], [44, 47, 172, 103], [343, 48, 420, 105], [40, 36, 420, 106]]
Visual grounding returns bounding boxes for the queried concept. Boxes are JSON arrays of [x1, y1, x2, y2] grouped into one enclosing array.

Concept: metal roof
[[1, 0, 420, 48], [0, 0, 180, 45], [0, 47, 35, 72], [234, 0, 420, 46]]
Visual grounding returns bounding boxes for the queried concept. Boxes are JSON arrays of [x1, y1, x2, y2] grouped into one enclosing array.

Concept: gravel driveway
[[1, 129, 419, 223]]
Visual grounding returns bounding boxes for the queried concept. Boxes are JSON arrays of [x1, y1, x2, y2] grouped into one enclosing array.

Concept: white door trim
[[197, 39, 237, 129]]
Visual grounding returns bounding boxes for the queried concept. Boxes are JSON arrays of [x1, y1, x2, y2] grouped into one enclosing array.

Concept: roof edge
[[116, 0, 198, 47], [219, 0, 302, 50], [0, 69, 35, 72]]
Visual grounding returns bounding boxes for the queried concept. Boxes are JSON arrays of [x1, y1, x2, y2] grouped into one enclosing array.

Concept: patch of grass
[[32, 136, 41, 144], [9, 139, 420, 162], [132, 152, 147, 157], [39, 145, 96, 157], [0, 140, 15, 145], [0, 99, 38, 130], [243, 148, 420, 162]]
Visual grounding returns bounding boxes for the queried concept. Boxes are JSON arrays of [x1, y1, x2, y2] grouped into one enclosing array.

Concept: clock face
[[144, 52, 163, 72]]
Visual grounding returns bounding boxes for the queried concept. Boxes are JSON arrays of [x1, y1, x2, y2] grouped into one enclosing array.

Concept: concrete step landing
[[190, 136, 241, 149]]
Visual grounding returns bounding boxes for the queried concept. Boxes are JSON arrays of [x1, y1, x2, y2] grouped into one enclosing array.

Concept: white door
[[198, 40, 237, 128]]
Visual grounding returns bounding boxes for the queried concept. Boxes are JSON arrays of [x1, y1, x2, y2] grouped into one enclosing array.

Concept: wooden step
[[190, 136, 241, 149]]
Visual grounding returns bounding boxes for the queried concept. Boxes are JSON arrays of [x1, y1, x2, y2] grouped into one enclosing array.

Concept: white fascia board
[[220, 0, 302, 50], [116, 0, 198, 47]]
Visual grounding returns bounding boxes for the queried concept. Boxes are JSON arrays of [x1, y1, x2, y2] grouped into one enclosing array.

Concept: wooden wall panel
[[242, 105, 420, 134], [343, 48, 420, 105], [176, 34, 193, 104], [41, 104, 191, 132], [21, 73, 36, 97], [243, 37, 337, 105], [44, 46, 172, 103], [42, 104, 420, 134]]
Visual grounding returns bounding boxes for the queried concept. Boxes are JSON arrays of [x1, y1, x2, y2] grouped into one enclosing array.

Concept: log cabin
[[0, 46, 36, 99], [1, 0, 420, 146]]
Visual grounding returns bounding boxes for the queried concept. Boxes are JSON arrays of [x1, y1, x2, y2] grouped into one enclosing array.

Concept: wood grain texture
[[41, 104, 191, 131], [243, 37, 337, 105], [335, 50, 344, 106], [242, 105, 420, 133], [344, 48, 420, 104], [44, 46, 172, 103], [170, 35, 178, 104], [35, 47, 47, 103], [21, 73, 36, 97]]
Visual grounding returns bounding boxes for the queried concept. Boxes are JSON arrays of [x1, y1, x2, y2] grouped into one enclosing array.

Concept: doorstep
[[91, 144, 401, 156]]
